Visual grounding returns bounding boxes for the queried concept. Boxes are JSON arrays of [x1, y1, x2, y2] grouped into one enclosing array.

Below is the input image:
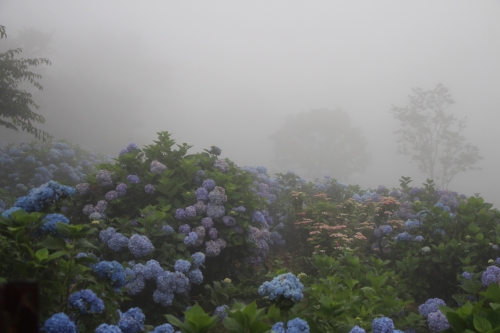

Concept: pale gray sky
[[1, 0, 499, 205]]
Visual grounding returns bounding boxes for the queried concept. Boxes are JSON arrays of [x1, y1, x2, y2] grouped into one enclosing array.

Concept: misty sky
[[1, 1, 499, 206]]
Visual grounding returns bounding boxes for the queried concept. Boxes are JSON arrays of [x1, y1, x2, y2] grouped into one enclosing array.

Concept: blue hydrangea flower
[[161, 225, 174, 235], [191, 252, 205, 268], [185, 206, 196, 218], [427, 310, 450, 333], [349, 325, 366, 333], [118, 307, 145, 333], [418, 298, 446, 317], [67, 289, 104, 314], [195, 170, 206, 183], [208, 186, 227, 204], [258, 273, 304, 302], [153, 289, 175, 306], [201, 217, 214, 229], [152, 323, 175, 333], [144, 260, 164, 280], [95, 200, 108, 213], [145, 184, 155, 194], [43, 312, 76, 333], [208, 228, 218, 240], [222, 215, 236, 226], [394, 232, 413, 242], [202, 179, 216, 191], [150, 160, 167, 174], [116, 183, 127, 196], [175, 208, 187, 221], [174, 259, 191, 273], [214, 159, 229, 173], [252, 211, 266, 225], [14, 181, 75, 212], [482, 266, 500, 287], [286, 317, 310, 333], [232, 206, 246, 213], [96, 170, 113, 188], [433, 228, 446, 237], [127, 175, 140, 184], [461, 272, 472, 281], [187, 269, 203, 285], [94, 260, 126, 290], [195, 187, 209, 202], [184, 232, 199, 246], [96, 324, 122, 333], [89, 212, 102, 220], [128, 234, 155, 258], [414, 235, 424, 242], [372, 317, 394, 333], [214, 305, 229, 322], [271, 322, 285, 333], [105, 190, 118, 201], [39, 213, 70, 235], [100, 227, 117, 243], [178, 224, 191, 235], [107, 233, 129, 252], [256, 166, 267, 174], [207, 203, 225, 219]]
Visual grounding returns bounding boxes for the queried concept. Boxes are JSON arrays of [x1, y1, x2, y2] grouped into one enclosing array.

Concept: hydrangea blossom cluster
[[96, 170, 113, 188], [145, 184, 155, 194], [482, 266, 500, 286], [373, 225, 392, 238], [96, 324, 122, 333], [150, 160, 167, 174], [258, 273, 304, 302], [352, 191, 382, 203], [271, 317, 310, 333], [43, 312, 76, 333], [127, 175, 141, 184], [94, 260, 126, 290], [372, 317, 395, 333], [213, 159, 230, 173], [38, 213, 70, 236], [11, 181, 75, 213], [205, 238, 227, 257], [118, 307, 145, 333], [67, 289, 104, 314], [394, 232, 413, 242], [214, 305, 229, 322], [418, 298, 446, 317], [116, 183, 127, 196], [128, 234, 155, 257], [427, 310, 451, 333]]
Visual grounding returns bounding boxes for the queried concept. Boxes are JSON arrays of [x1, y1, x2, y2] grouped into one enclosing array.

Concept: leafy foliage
[[0, 25, 52, 141]]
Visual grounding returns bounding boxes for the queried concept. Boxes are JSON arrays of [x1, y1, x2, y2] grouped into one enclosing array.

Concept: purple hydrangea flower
[[145, 184, 155, 194], [185, 206, 196, 219], [207, 203, 225, 219], [214, 159, 229, 173], [83, 204, 95, 216], [116, 183, 127, 197], [150, 160, 166, 174], [482, 266, 500, 287], [95, 200, 108, 213], [76, 183, 90, 195], [427, 310, 450, 333], [127, 175, 140, 184], [195, 187, 209, 202], [96, 170, 113, 188], [418, 298, 446, 317], [222, 215, 236, 226], [208, 186, 227, 204], [201, 217, 214, 229], [105, 190, 118, 201], [208, 228, 218, 240], [175, 208, 187, 221], [178, 224, 191, 235], [194, 201, 207, 215], [202, 179, 216, 191]]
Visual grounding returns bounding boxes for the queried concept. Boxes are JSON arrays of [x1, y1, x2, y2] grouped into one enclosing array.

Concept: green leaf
[[35, 248, 49, 262], [444, 312, 467, 331], [47, 250, 69, 261], [248, 321, 272, 333], [266, 305, 281, 322], [242, 301, 257, 322], [473, 316, 492, 332], [165, 314, 186, 329], [476, 233, 484, 241], [223, 317, 244, 333], [177, 243, 187, 251]]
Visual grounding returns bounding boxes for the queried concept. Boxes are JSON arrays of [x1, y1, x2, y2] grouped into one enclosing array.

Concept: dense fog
[[1, 1, 499, 206]]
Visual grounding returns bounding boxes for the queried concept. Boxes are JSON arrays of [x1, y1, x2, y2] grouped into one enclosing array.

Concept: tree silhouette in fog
[[0, 25, 52, 141], [270, 108, 371, 181], [391, 83, 482, 189]]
